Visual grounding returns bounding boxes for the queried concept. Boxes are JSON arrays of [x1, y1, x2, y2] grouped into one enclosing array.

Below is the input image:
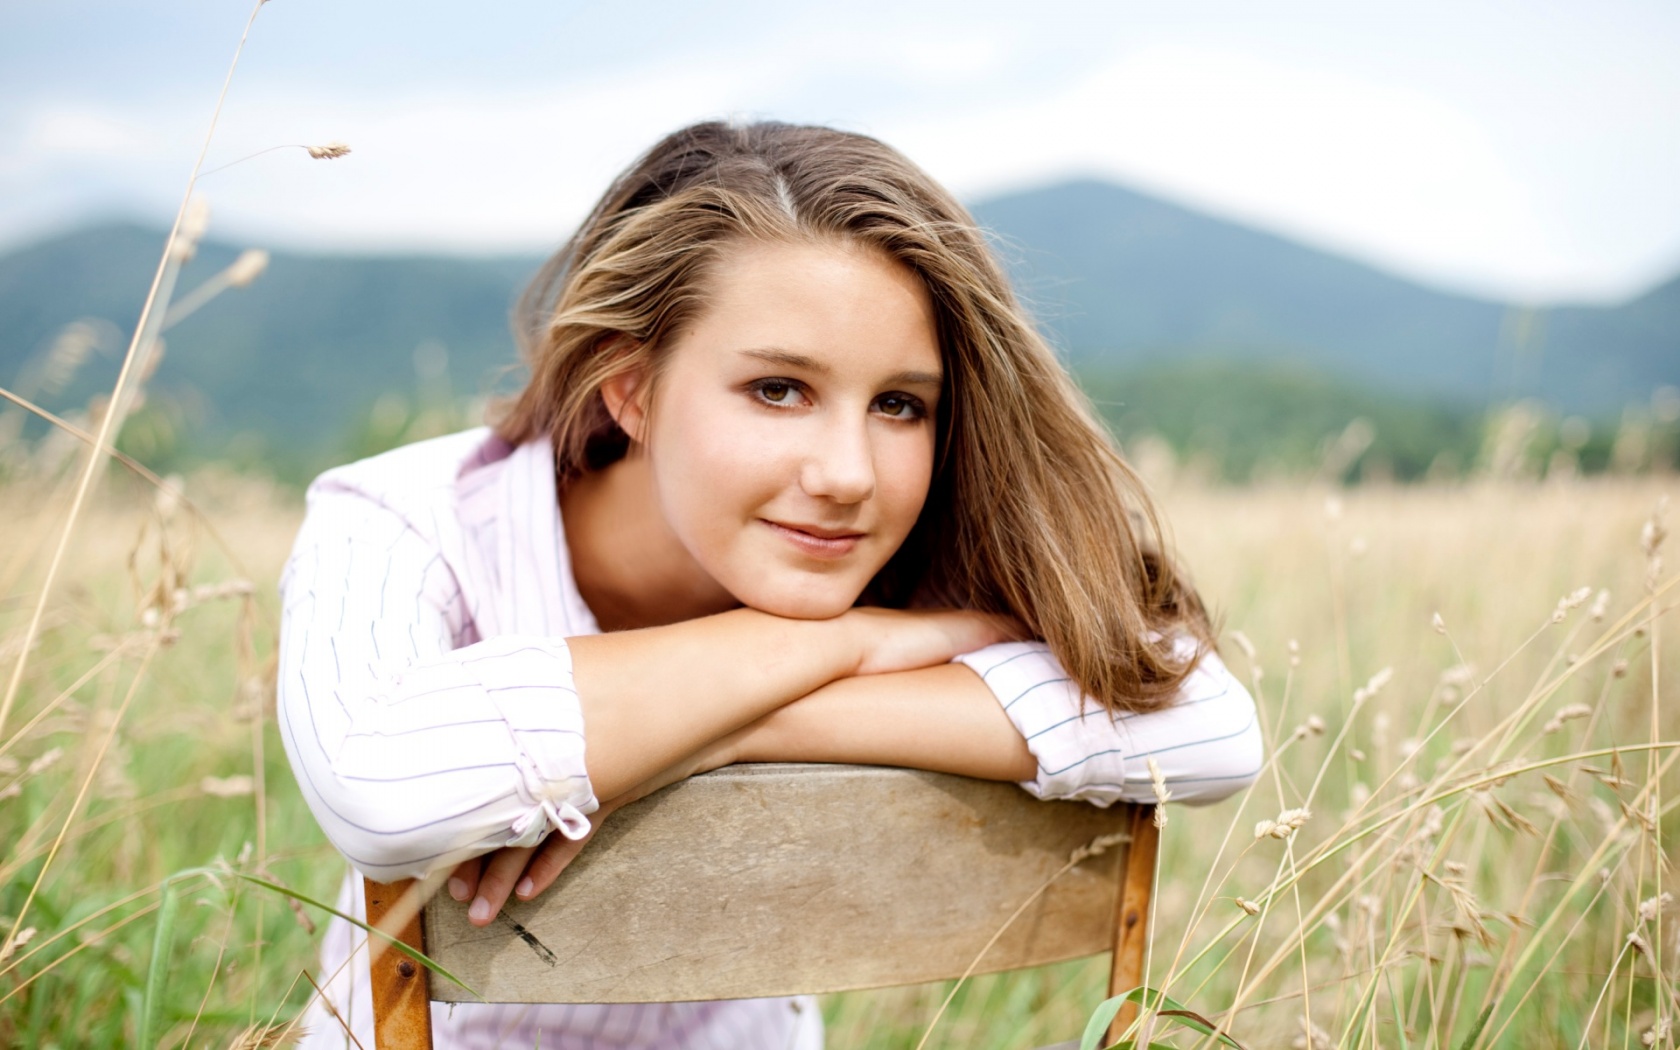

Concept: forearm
[[570, 608, 861, 800], [734, 662, 1037, 782]]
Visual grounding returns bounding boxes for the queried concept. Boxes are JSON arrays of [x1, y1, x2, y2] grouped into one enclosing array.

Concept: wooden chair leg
[[1109, 805, 1160, 1042], [363, 877, 434, 1050]]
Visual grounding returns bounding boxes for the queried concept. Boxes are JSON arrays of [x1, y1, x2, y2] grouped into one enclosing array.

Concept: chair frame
[[358, 767, 1159, 1049]]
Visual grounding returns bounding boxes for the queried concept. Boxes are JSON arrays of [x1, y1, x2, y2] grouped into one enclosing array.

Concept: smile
[[762, 520, 865, 559]]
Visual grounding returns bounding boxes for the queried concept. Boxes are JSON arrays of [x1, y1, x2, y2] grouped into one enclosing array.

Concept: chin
[[735, 580, 861, 621]]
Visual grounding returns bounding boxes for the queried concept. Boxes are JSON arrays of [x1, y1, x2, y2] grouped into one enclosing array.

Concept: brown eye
[[750, 379, 805, 407], [874, 393, 925, 420]]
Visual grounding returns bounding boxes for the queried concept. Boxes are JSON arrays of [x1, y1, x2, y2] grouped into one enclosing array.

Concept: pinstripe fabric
[[280, 427, 1258, 1048], [953, 641, 1262, 805]]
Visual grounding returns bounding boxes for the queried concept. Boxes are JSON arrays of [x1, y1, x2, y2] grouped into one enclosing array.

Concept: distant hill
[[0, 222, 540, 475], [970, 180, 1675, 411], [1, 181, 1674, 478]]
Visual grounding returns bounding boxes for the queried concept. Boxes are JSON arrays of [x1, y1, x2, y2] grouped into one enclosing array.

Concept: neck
[[560, 451, 740, 632]]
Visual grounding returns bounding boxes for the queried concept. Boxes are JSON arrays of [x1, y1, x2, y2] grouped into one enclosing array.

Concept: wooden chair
[[361, 763, 1159, 1049]]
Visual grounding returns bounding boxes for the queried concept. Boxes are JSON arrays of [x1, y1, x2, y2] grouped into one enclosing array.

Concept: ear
[[599, 363, 651, 445]]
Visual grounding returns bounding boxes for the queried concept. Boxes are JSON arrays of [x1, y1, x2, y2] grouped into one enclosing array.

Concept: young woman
[[279, 120, 1262, 1049]]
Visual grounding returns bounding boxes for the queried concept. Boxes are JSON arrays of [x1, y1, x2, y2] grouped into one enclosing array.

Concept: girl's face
[[619, 238, 942, 619]]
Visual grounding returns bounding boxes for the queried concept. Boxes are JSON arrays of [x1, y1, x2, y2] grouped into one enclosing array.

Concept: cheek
[[877, 430, 937, 531], [653, 399, 790, 529]]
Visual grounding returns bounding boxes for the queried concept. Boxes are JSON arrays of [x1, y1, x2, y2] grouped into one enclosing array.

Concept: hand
[[445, 730, 746, 926], [446, 798, 621, 927], [846, 607, 1024, 677]]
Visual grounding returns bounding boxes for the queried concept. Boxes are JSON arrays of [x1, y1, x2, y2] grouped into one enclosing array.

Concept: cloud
[[2, 0, 1677, 301], [885, 46, 1553, 297]]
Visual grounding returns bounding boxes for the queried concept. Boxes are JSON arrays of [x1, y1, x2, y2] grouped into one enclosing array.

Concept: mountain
[[0, 222, 540, 474], [969, 180, 1674, 411], [1, 183, 1674, 477]]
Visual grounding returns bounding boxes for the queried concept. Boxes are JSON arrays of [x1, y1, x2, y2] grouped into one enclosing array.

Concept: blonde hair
[[496, 121, 1212, 713]]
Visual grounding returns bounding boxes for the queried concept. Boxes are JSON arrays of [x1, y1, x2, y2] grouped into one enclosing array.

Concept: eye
[[749, 379, 807, 408], [873, 393, 927, 420]]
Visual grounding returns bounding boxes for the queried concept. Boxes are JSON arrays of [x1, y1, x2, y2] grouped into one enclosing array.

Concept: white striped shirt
[[278, 427, 1261, 1049]]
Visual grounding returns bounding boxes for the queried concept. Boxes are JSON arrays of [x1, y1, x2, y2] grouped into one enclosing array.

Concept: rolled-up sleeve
[[953, 640, 1263, 806], [277, 486, 598, 882]]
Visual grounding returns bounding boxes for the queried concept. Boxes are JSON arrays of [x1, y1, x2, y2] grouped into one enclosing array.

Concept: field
[[1, 462, 1674, 1048]]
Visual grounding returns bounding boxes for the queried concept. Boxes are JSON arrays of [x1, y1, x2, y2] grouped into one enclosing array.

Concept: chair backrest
[[364, 764, 1158, 1047]]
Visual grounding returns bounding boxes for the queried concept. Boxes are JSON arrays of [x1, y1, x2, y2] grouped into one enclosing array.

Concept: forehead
[[670, 238, 941, 377]]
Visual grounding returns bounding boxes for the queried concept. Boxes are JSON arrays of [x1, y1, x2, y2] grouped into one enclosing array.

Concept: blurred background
[[3, 0, 1678, 485], [4, 7, 1679, 1045]]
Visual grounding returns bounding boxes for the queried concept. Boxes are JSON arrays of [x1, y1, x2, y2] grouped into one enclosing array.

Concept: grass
[[2, 8, 1674, 1043], [0, 463, 1673, 1047]]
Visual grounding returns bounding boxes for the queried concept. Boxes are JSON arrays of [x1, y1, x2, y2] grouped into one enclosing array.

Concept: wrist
[[732, 709, 785, 764], [831, 608, 869, 678]]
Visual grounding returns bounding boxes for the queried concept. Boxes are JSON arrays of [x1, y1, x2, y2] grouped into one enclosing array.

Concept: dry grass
[[0, 465, 1673, 1047], [1, 11, 1673, 1043], [832, 476, 1680, 1049]]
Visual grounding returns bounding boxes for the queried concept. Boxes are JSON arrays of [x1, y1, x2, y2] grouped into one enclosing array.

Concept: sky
[[2, 0, 1678, 305]]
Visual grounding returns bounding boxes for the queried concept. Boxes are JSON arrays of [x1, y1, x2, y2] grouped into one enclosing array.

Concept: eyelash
[[747, 379, 928, 421]]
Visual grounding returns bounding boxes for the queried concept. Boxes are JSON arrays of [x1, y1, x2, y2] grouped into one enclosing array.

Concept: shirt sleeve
[[952, 640, 1263, 806], [276, 484, 599, 882]]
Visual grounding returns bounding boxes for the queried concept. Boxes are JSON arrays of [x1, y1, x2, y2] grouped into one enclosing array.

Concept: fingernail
[[515, 877, 534, 899], [448, 877, 469, 901], [469, 897, 491, 924]]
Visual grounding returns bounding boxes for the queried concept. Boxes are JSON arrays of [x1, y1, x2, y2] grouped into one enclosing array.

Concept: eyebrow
[[739, 346, 943, 389]]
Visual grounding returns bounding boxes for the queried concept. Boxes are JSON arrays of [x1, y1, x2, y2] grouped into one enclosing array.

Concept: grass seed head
[[170, 195, 211, 262], [1590, 588, 1610, 621], [306, 141, 352, 160], [1542, 703, 1594, 734], [1639, 892, 1673, 924], [227, 1022, 301, 1049], [1354, 666, 1394, 704], [1147, 756, 1170, 826], [1542, 773, 1577, 804], [26, 747, 63, 777], [1068, 831, 1128, 866], [227, 248, 270, 288]]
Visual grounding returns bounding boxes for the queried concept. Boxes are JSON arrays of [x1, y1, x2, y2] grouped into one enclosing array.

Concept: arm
[[568, 608, 1012, 800], [278, 484, 1011, 882], [733, 663, 1037, 781], [486, 636, 1259, 916], [953, 641, 1264, 805], [726, 641, 1263, 805], [277, 486, 599, 881]]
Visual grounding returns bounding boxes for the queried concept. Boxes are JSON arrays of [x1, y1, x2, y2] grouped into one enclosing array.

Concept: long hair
[[495, 120, 1212, 713]]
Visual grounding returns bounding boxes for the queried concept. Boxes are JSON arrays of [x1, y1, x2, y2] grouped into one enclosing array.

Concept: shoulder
[[306, 427, 506, 512], [300, 426, 536, 540], [288, 428, 512, 571]]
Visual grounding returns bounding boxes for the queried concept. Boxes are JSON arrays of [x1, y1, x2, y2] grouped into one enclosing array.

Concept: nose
[[800, 414, 875, 504]]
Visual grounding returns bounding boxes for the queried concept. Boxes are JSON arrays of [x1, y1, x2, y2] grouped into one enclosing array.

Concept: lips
[[762, 520, 865, 559]]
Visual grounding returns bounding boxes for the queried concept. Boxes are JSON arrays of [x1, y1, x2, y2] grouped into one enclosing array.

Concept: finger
[[517, 822, 603, 901], [517, 799, 626, 901], [469, 845, 537, 926], [447, 856, 481, 903]]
